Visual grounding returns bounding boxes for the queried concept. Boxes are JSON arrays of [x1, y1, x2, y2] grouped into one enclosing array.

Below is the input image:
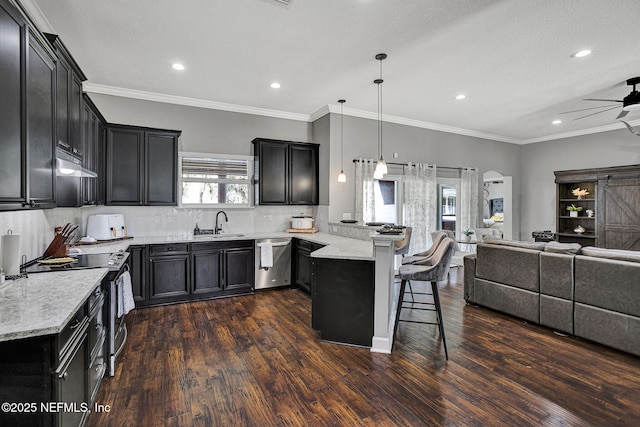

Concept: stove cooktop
[[24, 251, 128, 274]]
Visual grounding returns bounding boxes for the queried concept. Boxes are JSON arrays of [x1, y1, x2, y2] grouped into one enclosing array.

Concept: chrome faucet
[[215, 211, 228, 234]]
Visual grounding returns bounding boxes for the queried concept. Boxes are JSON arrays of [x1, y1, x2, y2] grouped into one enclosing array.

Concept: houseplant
[[462, 228, 475, 242], [566, 204, 582, 217]]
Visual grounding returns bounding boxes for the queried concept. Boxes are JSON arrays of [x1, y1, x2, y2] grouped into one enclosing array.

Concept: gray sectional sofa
[[464, 238, 640, 357]]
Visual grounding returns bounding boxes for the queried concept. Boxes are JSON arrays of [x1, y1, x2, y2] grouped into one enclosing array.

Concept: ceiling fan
[[562, 77, 640, 121]]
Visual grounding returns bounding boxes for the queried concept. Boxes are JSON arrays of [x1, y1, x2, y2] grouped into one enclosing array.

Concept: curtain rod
[[351, 158, 470, 171]]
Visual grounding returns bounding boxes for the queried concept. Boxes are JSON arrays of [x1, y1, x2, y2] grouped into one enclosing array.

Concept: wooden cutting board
[[286, 228, 319, 233]]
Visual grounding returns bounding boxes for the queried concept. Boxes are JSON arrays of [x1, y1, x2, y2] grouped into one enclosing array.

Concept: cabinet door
[[149, 255, 190, 301], [257, 140, 288, 205], [95, 120, 106, 205], [82, 101, 97, 205], [224, 247, 254, 291], [145, 131, 178, 205], [192, 250, 223, 294], [127, 245, 147, 305], [106, 127, 144, 205], [289, 144, 318, 205], [26, 31, 56, 208], [0, 3, 26, 207], [69, 74, 83, 156], [295, 247, 312, 292], [54, 56, 70, 150]]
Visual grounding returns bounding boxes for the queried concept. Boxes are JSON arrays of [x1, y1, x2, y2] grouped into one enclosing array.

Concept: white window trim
[[178, 151, 254, 209]]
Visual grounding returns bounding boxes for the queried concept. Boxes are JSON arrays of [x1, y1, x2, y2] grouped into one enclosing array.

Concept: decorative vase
[[465, 235, 471, 242], [577, 196, 583, 200], [569, 211, 578, 217]]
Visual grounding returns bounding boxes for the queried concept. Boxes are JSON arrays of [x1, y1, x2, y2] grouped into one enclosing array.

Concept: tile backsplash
[[0, 205, 328, 263]]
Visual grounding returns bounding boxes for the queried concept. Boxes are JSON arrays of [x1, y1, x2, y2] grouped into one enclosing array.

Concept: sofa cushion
[[473, 278, 539, 323], [482, 237, 546, 251], [580, 246, 640, 263], [476, 243, 540, 291], [544, 241, 581, 254], [539, 252, 574, 299]]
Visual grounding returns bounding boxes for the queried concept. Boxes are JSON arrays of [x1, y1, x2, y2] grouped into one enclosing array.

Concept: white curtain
[[460, 167, 479, 238], [403, 163, 437, 254], [355, 159, 376, 223]]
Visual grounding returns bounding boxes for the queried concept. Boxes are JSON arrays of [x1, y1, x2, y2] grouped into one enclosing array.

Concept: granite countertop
[[71, 231, 377, 261], [0, 268, 108, 343]]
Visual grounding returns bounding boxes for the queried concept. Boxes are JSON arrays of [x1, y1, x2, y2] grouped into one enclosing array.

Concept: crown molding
[[521, 118, 640, 144], [318, 104, 521, 144], [82, 83, 311, 122], [14, 0, 55, 33]]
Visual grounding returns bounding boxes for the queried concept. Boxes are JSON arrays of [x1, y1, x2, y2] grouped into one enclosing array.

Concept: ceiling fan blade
[[616, 110, 630, 119], [584, 98, 624, 102], [572, 105, 620, 121], [560, 105, 620, 114], [620, 121, 640, 136]]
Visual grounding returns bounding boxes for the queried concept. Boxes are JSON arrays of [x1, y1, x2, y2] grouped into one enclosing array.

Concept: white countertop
[[71, 231, 377, 261], [0, 268, 108, 343]]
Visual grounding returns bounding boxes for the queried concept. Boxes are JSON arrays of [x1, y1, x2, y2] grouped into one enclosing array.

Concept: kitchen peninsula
[[65, 229, 403, 353]]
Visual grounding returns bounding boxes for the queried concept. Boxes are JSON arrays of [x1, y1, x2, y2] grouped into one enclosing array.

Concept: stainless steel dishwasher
[[255, 238, 291, 289]]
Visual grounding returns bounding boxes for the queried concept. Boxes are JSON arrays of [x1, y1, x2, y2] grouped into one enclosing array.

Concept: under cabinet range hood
[[56, 147, 97, 178]]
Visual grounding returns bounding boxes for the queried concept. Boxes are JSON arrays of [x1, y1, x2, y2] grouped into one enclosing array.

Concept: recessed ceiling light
[[552, 119, 562, 125], [270, 82, 281, 89], [571, 49, 592, 58], [172, 63, 185, 71], [455, 94, 466, 100]]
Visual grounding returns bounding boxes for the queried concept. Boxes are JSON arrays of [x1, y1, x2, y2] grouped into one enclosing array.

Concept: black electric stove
[[24, 251, 128, 278]]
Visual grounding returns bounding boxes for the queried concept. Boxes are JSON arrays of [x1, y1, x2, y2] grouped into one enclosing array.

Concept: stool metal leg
[[430, 280, 449, 360], [394, 279, 407, 337]]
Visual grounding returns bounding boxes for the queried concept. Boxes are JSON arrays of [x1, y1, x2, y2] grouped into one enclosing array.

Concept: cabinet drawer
[[149, 243, 189, 256], [88, 333, 106, 403], [191, 239, 254, 252], [58, 305, 88, 356]]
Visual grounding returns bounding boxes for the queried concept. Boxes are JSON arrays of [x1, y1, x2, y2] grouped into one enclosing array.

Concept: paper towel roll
[[2, 233, 21, 276]]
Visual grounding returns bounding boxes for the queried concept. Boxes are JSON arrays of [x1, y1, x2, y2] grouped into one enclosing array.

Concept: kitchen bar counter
[[73, 231, 375, 260], [0, 268, 108, 342]]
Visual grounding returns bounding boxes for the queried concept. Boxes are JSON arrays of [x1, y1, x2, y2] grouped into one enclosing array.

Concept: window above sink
[[179, 152, 254, 209]]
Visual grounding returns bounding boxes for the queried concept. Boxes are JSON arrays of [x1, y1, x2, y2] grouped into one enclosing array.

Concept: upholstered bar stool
[[401, 230, 446, 265], [394, 238, 456, 360]]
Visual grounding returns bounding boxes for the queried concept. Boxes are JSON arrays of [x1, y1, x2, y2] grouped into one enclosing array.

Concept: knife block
[[44, 234, 68, 257]]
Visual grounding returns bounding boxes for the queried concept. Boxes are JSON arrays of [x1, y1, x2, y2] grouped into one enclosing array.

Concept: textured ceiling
[[25, 0, 640, 143]]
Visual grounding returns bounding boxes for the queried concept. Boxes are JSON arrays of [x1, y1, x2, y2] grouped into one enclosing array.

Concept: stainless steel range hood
[[56, 147, 97, 178]]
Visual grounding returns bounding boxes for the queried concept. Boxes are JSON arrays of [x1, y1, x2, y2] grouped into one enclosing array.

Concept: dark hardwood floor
[[88, 269, 640, 426]]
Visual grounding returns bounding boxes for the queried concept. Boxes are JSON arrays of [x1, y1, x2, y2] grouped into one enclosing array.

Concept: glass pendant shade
[[338, 170, 347, 182]]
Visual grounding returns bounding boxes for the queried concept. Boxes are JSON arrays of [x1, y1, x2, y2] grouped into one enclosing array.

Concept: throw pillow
[[544, 241, 581, 254]]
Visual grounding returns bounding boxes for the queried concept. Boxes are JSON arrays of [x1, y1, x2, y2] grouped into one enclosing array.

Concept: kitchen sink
[[194, 234, 245, 239]]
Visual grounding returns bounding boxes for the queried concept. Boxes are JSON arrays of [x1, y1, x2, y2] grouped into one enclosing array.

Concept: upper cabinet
[[82, 95, 106, 206], [106, 124, 181, 206], [252, 138, 319, 205], [44, 33, 86, 158], [0, 1, 56, 211]]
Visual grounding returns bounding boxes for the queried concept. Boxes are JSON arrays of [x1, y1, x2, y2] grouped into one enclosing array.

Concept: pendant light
[[373, 53, 387, 180], [337, 99, 347, 183]]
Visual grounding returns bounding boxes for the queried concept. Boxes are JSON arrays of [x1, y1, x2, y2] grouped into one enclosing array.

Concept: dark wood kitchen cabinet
[[191, 240, 254, 297], [252, 138, 319, 205], [148, 243, 191, 303], [106, 124, 181, 206], [312, 257, 375, 347], [0, 1, 57, 211], [130, 240, 254, 307], [45, 33, 86, 158], [293, 238, 325, 294], [82, 95, 106, 206], [127, 245, 148, 305], [0, 282, 107, 427]]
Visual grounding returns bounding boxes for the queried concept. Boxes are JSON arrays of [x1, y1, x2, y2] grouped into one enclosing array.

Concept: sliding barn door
[[599, 176, 640, 250]]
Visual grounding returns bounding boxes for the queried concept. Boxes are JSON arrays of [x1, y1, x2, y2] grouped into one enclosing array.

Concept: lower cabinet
[[312, 257, 375, 347], [0, 281, 106, 427], [293, 238, 325, 294], [148, 243, 190, 303], [130, 240, 254, 307]]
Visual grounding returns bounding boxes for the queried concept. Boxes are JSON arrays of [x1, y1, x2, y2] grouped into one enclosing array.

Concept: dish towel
[[117, 270, 135, 317], [259, 242, 273, 268]]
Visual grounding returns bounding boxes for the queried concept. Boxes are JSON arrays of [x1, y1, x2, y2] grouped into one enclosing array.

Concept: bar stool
[[401, 230, 446, 265], [394, 238, 456, 360]]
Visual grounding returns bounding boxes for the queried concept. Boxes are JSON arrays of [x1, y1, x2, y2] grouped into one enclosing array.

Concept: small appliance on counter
[[86, 214, 130, 241], [288, 214, 317, 233]]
